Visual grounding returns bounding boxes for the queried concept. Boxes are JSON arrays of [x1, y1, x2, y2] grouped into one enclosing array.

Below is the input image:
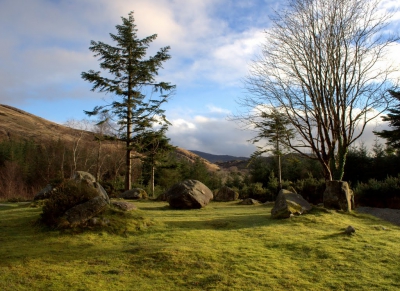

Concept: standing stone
[[163, 179, 213, 209], [323, 180, 354, 212], [271, 189, 312, 219]]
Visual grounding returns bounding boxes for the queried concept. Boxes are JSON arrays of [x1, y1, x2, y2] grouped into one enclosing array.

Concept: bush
[[41, 180, 99, 228], [354, 176, 400, 208], [293, 175, 326, 204]]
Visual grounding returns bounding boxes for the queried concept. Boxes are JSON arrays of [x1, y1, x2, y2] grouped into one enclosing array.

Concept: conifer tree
[[374, 90, 400, 150], [249, 108, 294, 189], [82, 11, 175, 190]]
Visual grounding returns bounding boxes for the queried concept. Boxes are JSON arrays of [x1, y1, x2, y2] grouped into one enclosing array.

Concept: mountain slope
[[0, 104, 95, 142], [0, 104, 219, 171], [189, 150, 248, 163]]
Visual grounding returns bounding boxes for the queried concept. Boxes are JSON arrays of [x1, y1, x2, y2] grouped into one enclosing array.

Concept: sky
[[1, 0, 399, 157]]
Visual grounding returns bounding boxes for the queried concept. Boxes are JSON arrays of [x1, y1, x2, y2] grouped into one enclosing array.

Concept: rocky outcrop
[[214, 186, 239, 202], [323, 180, 354, 212], [163, 179, 213, 209], [271, 189, 312, 219], [119, 188, 148, 200]]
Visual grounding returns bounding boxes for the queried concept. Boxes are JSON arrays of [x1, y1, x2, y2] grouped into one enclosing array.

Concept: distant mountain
[[189, 150, 248, 163]]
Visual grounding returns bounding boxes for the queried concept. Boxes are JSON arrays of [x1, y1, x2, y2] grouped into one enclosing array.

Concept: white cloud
[[207, 105, 231, 114]]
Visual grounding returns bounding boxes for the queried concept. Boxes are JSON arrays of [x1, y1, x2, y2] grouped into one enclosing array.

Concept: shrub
[[41, 180, 99, 228], [293, 175, 326, 204], [354, 176, 400, 208]]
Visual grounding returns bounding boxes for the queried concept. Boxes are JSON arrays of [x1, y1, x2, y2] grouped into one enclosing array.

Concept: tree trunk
[[151, 163, 155, 198]]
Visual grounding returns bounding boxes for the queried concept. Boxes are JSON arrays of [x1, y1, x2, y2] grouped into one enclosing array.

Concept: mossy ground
[[0, 201, 399, 290]]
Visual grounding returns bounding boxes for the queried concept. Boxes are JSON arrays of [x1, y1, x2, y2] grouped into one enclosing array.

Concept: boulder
[[163, 179, 213, 209], [111, 201, 137, 211], [119, 188, 148, 200], [34, 184, 56, 200], [214, 186, 239, 202], [73, 171, 110, 204], [323, 180, 354, 212], [239, 198, 260, 205], [63, 196, 109, 227], [271, 189, 312, 219]]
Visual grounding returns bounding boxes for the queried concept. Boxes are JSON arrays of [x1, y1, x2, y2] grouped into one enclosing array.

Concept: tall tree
[[248, 108, 294, 189], [240, 0, 398, 181], [374, 90, 400, 150], [82, 11, 175, 190], [133, 128, 175, 197]]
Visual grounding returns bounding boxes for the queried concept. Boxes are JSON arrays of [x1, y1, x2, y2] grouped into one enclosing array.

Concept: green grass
[[0, 201, 399, 291]]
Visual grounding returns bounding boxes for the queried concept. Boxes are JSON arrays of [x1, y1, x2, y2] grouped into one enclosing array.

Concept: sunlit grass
[[0, 201, 399, 290]]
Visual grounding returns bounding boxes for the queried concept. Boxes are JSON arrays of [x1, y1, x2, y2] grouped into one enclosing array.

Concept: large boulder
[[63, 196, 109, 227], [119, 188, 148, 200], [271, 189, 312, 219], [214, 186, 239, 202], [163, 179, 213, 209], [323, 180, 354, 212], [73, 171, 110, 204]]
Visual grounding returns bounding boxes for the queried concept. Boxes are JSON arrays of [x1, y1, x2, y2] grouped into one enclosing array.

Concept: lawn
[[0, 201, 399, 291]]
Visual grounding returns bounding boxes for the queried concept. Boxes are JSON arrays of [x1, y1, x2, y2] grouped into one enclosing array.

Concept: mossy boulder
[[271, 189, 312, 219]]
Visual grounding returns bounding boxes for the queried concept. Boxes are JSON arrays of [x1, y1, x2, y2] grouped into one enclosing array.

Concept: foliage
[[292, 175, 326, 205], [374, 90, 400, 149], [240, 0, 398, 181], [40, 180, 99, 228], [354, 175, 400, 208], [82, 11, 175, 190]]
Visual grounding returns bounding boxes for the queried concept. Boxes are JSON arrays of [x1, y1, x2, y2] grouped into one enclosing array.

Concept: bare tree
[[241, 0, 399, 180]]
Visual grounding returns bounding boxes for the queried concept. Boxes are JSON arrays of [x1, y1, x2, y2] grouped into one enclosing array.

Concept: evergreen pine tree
[[82, 11, 175, 190], [374, 90, 400, 150]]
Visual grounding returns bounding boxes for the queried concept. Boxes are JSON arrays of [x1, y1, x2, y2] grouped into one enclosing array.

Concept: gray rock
[[119, 188, 147, 200], [72, 171, 110, 204], [239, 198, 260, 205], [34, 184, 56, 200], [323, 180, 354, 212], [163, 179, 213, 209], [271, 189, 312, 219], [344, 225, 356, 235], [111, 201, 137, 211], [64, 196, 109, 227], [214, 186, 239, 202]]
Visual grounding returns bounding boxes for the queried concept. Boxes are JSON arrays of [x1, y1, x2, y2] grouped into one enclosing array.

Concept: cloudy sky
[[1, 0, 399, 157]]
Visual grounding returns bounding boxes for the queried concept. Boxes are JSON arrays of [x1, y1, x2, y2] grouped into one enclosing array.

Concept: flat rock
[[111, 201, 137, 211]]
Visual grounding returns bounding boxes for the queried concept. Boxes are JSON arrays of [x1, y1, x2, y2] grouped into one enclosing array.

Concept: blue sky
[[1, 0, 399, 157]]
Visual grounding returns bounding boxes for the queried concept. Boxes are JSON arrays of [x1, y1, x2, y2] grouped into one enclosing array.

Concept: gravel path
[[356, 207, 400, 227]]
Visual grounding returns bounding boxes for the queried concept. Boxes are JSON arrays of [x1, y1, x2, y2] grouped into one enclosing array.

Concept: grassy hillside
[[0, 201, 399, 290]]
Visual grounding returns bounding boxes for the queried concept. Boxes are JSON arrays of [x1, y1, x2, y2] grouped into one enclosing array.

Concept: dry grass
[[0, 201, 399, 290]]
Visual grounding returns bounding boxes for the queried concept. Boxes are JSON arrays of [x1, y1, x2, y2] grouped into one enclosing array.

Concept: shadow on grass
[[163, 214, 280, 230]]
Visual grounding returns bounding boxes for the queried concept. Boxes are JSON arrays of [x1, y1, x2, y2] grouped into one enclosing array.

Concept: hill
[[0, 104, 219, 171], [189, 150, 248, 163]]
